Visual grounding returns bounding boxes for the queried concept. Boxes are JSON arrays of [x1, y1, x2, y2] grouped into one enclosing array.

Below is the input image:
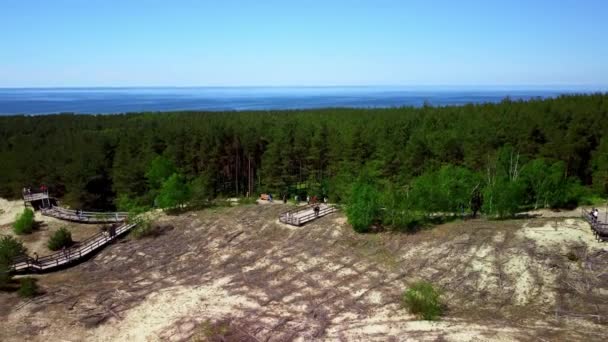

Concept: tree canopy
[[0, 95, 605, 226]]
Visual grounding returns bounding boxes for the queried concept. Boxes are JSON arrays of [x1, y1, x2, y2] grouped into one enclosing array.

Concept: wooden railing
[[23, 191, 49, 202], [42, 206, 128, 224], [581, 209, 608, 242], [10, 222, 137, 273], [279, 204, 337, 226]]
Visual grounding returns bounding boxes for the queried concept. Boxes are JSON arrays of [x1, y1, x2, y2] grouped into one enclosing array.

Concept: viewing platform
[[582, 209, 608, 242], [23, 192, 50, 202], [279, 203, 337, 226], [10, 222, 137, 274]]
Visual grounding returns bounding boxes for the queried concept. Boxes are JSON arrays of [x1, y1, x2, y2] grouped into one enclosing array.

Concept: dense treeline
[[0, 95, 607, 225]]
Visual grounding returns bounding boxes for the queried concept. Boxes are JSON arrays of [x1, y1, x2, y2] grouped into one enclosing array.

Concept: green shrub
[[18, 277, 38, 298], [47, 227, 74, 251], [346, 179, 381, 233], [13, 208, 35, 235], [0, 235, 27, 265], [238, 196, 258, 205], [0, 264, 11, 290], [0, 236, 27, 289], [130, 217, 171, 239], [566, 251, 579, 262], [403, 281, 443, 320]]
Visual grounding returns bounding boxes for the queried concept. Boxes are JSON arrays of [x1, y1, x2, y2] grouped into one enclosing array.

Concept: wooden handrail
[[9, 222, 137, 273], [279, 204, 337, 226], [42, 206, 128, 223], [581, 209, 608, 242]]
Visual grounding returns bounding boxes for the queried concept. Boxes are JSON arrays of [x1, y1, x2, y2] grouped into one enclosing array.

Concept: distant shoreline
[[0, 87, 606, 116]]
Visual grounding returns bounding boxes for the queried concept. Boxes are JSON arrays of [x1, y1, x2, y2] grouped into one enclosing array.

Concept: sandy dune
[[1, 205, 607, 341]]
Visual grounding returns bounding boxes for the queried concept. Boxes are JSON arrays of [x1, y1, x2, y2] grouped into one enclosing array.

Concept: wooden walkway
[[10, 222, 137, 273], [23, 191, 127, 224], [23, 192, 50, 202], [582, 209, 608, 241], [42, 206, 128, 224], [279, 204, 337, 226]]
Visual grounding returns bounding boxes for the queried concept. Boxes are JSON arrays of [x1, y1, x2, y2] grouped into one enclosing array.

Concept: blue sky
[[0, 0, 607, 87]]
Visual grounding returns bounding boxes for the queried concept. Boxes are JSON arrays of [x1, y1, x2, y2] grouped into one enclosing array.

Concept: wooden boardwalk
[[13, 190, 135, 273], [23, 191, 127, 224], [279, 204, 337, 226], [23, 192, 50, 202], [582, 209, 608, 241], [42, 206, 128, 224], [10, 222, 137, 273]]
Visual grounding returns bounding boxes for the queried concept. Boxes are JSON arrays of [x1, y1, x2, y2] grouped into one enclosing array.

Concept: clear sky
[[1, 0, 607, 87]]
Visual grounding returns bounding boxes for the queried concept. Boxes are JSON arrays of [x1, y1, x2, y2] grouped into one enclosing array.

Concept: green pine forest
[[1, 94, 607, 231]]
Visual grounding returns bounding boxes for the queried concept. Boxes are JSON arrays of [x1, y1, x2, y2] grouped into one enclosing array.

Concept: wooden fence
[[581, 209, 608, 242], [42, 206, 128, 224], [279, 204, 337, 226], [10, 222, 137, 273]]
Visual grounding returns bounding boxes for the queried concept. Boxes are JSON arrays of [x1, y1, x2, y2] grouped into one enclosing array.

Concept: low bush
[[403, 281, 443, 320], [131, 218, 172, 239], [0, 235, 28, 265], [47, 227, 74, 251], [18, 277, 39, 298], [238, 196, 258, 205], [13, 208, 35, 235], [566, 251, 579, 262], [0, 264, 12, 290], [0, 236, 27, 289]]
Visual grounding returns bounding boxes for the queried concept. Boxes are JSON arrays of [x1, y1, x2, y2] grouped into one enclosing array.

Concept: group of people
[[304, 195, 328, 205], [21, 185, 48, 196]]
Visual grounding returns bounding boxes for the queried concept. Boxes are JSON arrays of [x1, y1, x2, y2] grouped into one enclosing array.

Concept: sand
[[0, 198, 24, 226], [1, 205, 607, 341]]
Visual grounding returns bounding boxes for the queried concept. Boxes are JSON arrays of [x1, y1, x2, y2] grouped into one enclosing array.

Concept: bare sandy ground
[[1, 205, 607, 341], [0, 198, 25, 226]]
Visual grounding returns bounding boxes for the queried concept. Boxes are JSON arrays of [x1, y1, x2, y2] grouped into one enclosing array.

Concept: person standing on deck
[[314, 204, 320, 217], [592, 208, 599, 223]]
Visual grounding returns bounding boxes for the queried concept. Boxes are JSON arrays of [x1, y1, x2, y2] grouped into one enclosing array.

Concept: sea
[[0, 86, 604, 115]]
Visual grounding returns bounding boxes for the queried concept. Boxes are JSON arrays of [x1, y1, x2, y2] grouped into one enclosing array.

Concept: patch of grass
[[130, 217, 173, 239], [47, 227, 74, 251], [18, 277, 39, 298], [579, 194, 607, 206], [13, 208, 35, 235], [239, 196, 259, 205], [0, 236, 27, 290], [566, 251, 579, 262], [191, 319, 238, 341], [403, 281, 443, 320]]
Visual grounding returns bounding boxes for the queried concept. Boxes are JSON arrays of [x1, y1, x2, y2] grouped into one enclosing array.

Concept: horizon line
[[1, 84, 608, 90]]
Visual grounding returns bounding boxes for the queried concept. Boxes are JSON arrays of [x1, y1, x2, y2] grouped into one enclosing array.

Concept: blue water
[[0, 86, 604, 115]]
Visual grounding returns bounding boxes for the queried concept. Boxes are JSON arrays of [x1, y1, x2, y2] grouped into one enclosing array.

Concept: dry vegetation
[[0, 203, 607, 341]]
